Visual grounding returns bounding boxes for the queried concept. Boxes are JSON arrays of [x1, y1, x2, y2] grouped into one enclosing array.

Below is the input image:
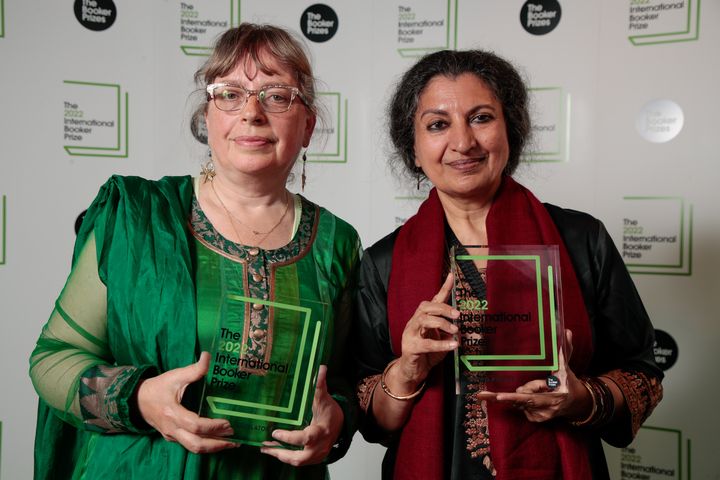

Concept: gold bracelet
[[379, 359, 426, 401], [570, 377, 598, 427]]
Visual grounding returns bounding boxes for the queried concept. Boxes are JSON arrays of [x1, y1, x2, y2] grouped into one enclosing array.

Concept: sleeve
[[586, 220, 664, 446], [352, 238, 398, 444], [323, 228, 362, 463], [29, 191, 157, 433]]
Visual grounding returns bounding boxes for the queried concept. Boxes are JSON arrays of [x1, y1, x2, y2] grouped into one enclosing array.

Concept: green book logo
[[63, 81, 129, 158], [522, 87, 568, 163], [628, 0, 700, 46], [307, 92, 349, 164], [397, 0, 458, 57], [621, 196, 693, 276], [0, 195, 6, 266], [180, 0, 241, 56]]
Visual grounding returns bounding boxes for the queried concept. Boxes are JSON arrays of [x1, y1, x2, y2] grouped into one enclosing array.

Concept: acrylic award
[[198, 293, 329, 447], [450, 245, 566, 394]]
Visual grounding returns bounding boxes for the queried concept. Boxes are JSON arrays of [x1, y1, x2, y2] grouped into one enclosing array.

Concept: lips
[[232, 135, 276, 147], [446, 156, 487, 170]]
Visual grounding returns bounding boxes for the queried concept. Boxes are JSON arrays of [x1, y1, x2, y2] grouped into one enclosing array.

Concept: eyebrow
[[419, 104, 498, 119]]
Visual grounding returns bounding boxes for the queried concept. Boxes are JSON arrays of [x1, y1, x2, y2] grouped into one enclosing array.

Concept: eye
[[427, 120, 448, 131], [470, 113, 493, 124], [261, 87, 292, 106], [218, 87, 241, 101]]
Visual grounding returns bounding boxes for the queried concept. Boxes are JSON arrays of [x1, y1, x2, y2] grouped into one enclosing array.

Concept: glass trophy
[[198, 292, 329, 447], [450, 245, 566, 394]]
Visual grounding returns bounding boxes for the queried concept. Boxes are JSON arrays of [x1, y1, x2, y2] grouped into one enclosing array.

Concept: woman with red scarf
[[354, 50, 663, 479]]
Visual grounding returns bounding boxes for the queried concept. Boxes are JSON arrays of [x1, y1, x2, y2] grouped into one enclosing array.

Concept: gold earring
[[201, 151, 216, 183]]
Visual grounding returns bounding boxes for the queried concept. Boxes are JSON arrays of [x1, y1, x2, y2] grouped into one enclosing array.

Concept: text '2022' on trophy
[[451, 245, 567, 395], [198, 292, 329, 447]]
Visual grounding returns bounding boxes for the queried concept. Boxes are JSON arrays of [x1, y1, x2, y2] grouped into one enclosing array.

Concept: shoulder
[[80, 175, 193, 242], [98, 175, 193, 200], [365, 227, 400, 266], [358, 227, 400, 290], [544, 203, 602, 235], [305, 196, 361, 248], [544, 203, 608, 253]]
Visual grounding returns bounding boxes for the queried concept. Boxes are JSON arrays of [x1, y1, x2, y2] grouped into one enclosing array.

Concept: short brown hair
[[190, 23, 317, 143]]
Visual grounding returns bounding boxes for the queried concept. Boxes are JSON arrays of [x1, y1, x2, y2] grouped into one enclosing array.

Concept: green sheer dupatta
[[34, 175, 203, 479]]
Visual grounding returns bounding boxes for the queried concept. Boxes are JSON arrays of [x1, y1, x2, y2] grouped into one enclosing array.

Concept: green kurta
[[30, 175, 361, 479]]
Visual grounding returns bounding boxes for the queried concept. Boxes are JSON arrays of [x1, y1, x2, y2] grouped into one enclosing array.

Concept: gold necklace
[[210, 180, 291, 247]]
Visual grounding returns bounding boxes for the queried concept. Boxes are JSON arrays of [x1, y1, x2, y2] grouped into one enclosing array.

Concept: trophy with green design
[[450, 245, 567, 394], [198, 293, 329, 447]]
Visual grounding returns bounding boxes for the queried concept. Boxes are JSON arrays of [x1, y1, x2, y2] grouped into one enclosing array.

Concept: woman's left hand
[[260, 365, 343, 466], [493, 330, 593, 423]]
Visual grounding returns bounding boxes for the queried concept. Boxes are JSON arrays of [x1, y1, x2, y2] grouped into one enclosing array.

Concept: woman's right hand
[[136, 351, 238, 453], [394, 273, 459, 389]]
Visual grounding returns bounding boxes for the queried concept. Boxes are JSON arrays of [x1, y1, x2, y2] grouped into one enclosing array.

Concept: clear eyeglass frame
[[206, 83, 309, 113]]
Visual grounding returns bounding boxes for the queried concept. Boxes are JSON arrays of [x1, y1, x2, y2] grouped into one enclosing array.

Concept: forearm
[[367, 359, 425, 433]]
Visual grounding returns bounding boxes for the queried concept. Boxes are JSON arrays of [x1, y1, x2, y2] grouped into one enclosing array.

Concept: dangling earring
[[415, 167, 423, 190], [201, 150, 216, 183], [301, 151, 307, 192]]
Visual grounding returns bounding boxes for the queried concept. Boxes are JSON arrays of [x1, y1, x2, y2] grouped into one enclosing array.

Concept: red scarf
[[387, 177, 593, 479]]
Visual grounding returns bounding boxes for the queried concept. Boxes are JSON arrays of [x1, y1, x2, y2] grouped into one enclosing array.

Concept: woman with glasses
[[354, 50, 663, 479], [30, 23, 360, 480]]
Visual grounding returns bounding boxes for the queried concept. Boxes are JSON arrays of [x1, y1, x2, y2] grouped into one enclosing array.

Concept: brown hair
[[190, 23, 317, 143]]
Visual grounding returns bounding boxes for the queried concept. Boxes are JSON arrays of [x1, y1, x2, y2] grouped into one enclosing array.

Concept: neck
[[436, 186, 498, 246], [208, 175, 288, 211], [197, 172, 295, 249], [211, 168, 290, 208]]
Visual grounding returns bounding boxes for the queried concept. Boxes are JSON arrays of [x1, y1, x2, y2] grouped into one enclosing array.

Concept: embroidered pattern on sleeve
[[79, 365, 139, 433], [604, 369, 663, 436], [357, 374, 381, 413]]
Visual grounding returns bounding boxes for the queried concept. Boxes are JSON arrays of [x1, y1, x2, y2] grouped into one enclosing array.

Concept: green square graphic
[[0, 0, 5, 38], [63, 81, 129, 158], [198, 292, 329, 448], [454, 255, 560, 372], [623, 196, 693, 276], [180, 0, 242, 56], [0, 195, 5, 265], [633, 426, 686, 480], [522, 87, 568, 163], [629, 0, 701, 46], [397, 0, 457, 57], [307, 94, 348, 163], [204, 295, 321, 426]]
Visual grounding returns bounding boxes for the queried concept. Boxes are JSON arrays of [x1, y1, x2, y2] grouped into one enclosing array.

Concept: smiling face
[[413, 73, 509, 202], [204, 51, 316, 182]]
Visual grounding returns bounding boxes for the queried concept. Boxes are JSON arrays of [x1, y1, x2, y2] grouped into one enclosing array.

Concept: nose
[[449, 123, 477, 154], [240, 93, 267, 124]]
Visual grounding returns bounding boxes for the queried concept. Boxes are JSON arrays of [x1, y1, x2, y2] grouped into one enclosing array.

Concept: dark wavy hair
[[190, 23, 317, 144], [388, 49, 531, 178]]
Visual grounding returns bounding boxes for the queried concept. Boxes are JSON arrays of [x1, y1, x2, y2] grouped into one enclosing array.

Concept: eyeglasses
[[206, 83, 308, 113]]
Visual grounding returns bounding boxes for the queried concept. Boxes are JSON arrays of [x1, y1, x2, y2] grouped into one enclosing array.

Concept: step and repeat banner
[[1, 1, 718, 478]]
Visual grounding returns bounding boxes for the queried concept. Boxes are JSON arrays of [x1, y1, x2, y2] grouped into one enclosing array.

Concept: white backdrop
[[1, 1, 718, 478]]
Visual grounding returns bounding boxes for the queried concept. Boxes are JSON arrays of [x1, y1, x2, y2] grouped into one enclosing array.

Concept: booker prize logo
[[74, 0, 117, 31], [0, 0, 5, 38], [179, 0, 239, 56], [300, 4, 338, 43], [520, 0, 561, 35], [614, 427, 688, 480], [63, 80, 130, 157], [635, 99, 683, 143], [0, 194, 6, 266], [653, 329, 678, 371]]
